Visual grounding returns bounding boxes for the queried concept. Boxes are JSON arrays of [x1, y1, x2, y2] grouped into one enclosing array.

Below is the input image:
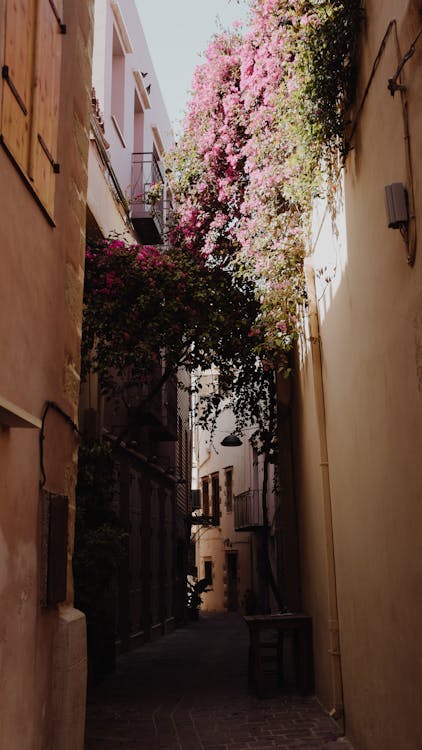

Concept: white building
[[88, 0, 174, 244], [192, 369, 278, 614]]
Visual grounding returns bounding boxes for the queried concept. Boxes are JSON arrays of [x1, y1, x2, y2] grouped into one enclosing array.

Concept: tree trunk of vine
[[260, 370, 284, 613]]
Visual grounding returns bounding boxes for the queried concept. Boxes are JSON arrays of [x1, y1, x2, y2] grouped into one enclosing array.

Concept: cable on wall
[[344, 18, 421, 265]]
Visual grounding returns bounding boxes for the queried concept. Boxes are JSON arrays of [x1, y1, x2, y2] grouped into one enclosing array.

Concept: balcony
[[134, 371, 177, 442], [190, 513, 218, 527], [234, 490, 264, 531], [131, 152, 165, 244]]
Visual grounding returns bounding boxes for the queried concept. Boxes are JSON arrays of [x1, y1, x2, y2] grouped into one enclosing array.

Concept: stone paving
[[85, 613, 348, 750]]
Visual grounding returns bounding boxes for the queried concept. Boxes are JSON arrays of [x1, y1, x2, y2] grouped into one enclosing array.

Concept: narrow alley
[[85, 614, 344, 750], [2, 1, 422, 749]]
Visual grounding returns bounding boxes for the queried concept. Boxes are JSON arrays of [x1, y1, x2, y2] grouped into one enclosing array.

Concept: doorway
[[226, 551, 238, 611]]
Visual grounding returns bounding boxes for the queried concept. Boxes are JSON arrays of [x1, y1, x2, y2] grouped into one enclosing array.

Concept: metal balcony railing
[[135, 369, 177, 441], [234, 490, 264, 531], [131, 152, 165, 244]]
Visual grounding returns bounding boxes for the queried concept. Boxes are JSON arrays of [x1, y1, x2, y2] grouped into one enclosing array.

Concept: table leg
[[276, 631, 284, 688], [296, 622, 313, 693], [251, 629, 264, 698]]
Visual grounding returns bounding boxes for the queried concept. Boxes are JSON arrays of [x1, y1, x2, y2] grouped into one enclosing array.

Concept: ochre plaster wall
[[294, 2, 422, 748], [0, 2, 94, 748], [292, 326, 335, 712]]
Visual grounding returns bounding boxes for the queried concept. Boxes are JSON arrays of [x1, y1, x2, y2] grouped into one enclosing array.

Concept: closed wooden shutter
[[31, 0, 63, 214], [1, 0, 36, 170]]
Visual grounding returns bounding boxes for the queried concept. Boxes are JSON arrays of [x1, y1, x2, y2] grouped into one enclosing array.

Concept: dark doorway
[[226, 551, 238, 611]]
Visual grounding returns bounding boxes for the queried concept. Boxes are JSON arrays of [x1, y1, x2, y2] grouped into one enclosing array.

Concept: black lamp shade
[[220, 434, 242, 447]]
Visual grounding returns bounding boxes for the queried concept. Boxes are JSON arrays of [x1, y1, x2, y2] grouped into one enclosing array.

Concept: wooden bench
[[244, 613, 314, 697]]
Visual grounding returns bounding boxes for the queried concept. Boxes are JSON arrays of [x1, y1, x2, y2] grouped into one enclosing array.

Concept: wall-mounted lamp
[[220, 433, 243, 447], [384, 182, 409, 229]]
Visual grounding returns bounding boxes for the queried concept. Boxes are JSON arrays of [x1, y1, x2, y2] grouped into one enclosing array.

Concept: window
[[133, 88, 144, 154], [225, 467, 233, 512], [211, 473, 220, 522], [204, 559, 213, 588], [188, 542, 196, 577], [184, 429, 189, 485], [201, 477, 209, 516], [111, 25, 125, 139], [252, 444, 259, 491], [178, 416, 183, 477], [1, 0, 64, 217], [190, 489, 201, 510]]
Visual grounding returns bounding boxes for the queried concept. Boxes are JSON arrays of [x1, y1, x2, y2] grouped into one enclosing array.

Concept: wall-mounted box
[[384, 183, 409, 228]]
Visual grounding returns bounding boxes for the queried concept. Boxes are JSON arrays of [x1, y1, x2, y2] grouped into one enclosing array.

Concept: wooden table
[[244, 613, 314, 697]]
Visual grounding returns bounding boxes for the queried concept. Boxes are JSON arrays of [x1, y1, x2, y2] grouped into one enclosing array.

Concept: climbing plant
[[81, 0, 363, 465], [73, 440, 127, 681], [165, 0, 362, 611], [81, 237, 277, 443], [167, 0, 363, 367], [83, 238, 260, 376]]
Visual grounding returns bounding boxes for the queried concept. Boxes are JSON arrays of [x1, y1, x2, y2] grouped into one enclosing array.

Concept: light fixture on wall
[[384, 182, 411, 258], [384, 183, 409, 229], [220, 433, 242, 447]]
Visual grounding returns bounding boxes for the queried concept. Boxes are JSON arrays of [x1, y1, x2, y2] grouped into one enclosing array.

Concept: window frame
[[211, 472, 220, 522], [224, 466, 233, 513], [201, 476, 210, 516], [203, 558, 213, 588], [111, 22, 126, 142]]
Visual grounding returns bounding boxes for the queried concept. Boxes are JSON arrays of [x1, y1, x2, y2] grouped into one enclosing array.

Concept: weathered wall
[[294, 1, 422, 747], [0, 1, 93, 748]]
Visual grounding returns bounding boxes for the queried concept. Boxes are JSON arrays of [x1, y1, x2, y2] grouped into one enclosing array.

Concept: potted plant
[[186, 577, 210, 621]]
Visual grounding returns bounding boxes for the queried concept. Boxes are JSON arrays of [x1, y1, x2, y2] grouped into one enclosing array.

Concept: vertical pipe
[[392, 21, 417, 265], [305, 262, 344, 716]]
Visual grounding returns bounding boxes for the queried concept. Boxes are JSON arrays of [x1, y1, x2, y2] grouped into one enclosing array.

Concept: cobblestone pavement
[[85, 613, 346, 750]]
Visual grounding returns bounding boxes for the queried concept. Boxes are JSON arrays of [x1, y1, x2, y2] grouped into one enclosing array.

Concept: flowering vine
[[81, 1, 362, 455], [82, 238, 262, 408], [168, 0, 362, 369]]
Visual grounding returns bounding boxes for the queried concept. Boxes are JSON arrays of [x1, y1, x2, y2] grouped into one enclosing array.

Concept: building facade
[[78, 0, 191, 679], [289, 2, 422, 748], [193, 370, 279, 615], [0, 1, 94, 748]]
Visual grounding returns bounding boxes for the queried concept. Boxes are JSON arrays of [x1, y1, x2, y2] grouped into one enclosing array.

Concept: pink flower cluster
[[168, 0, 322, 353]]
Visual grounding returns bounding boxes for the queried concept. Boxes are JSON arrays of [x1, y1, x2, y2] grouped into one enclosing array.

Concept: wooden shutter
[[1, 0, 36, 170], [31, 0, 63, 214], [40, 490, 69, 606]]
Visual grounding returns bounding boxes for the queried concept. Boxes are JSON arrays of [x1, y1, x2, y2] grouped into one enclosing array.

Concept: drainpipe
[[304, 261, 344, 717]]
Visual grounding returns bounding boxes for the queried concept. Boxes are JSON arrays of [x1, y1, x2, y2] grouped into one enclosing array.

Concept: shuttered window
[[211, 473, 220, 522], [1, 0, 35, 171], [202, 477, 209, 517], [225, 467, 233, 512], [1, 0, 64, 218]]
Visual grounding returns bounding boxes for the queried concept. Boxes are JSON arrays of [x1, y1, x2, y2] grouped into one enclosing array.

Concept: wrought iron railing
[[131, 152, 165, 235], [135, 368, 177, 440]]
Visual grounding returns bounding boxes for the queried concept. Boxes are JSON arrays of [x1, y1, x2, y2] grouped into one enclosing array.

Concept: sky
[[134, 0, 249, 135]]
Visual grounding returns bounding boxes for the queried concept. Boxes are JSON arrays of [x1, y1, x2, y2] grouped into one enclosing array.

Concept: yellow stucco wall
[[295, 2, 422, 747]]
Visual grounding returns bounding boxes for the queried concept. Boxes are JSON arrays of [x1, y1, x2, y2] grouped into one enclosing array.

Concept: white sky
[[134, 0, 249, 136]]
